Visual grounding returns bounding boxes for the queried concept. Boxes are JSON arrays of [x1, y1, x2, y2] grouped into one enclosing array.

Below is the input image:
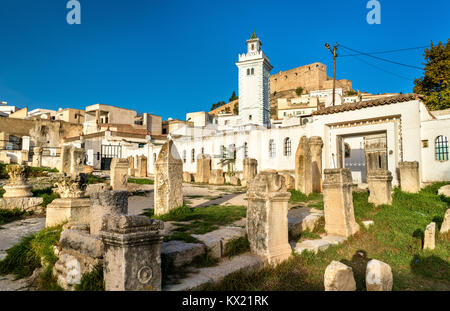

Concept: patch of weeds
[[0, 163, 8, 179], [289, 190, 323, 204], [420, 182, 450, 195], [75, 264, 105, 291], [39, 265, 64, 291], [0, 208, 33, 225], [128, 178, 154, 185], [32, 187, 60, 207], [191, 250, 219, 268], [223, 235, 250, 258], [0, 186, 5, 198], [28, 167, 59, 177], [88, 175, 106, 184], [164, 232, 200, 244], [308, 202, 324, 210]]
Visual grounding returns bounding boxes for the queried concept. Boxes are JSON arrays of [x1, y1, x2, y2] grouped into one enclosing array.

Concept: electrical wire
[[339, 46, 428, 57]]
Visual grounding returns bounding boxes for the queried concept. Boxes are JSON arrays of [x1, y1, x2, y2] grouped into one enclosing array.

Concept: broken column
[[367, 169, 393, 206], [281, 173, 295, 190], [60, 146, 71, 174], [127, 156, 135, 177], [136, 155, 147, 177], [324, 261, 356, 291], [70, 147, 85, 176], [32, 147, 42, 167], [309, 136, 323, 193], [110, 158, 129, 191], [365, 259, 393, 291], [246, 171, 292, 265], [46, 174, 90, 227], [398, 161, 420, 193], [100, 214, 164, 291], [423, 222, 436, 250], [440, 209, 450, 234], [323, 168, 359, 237], [295, 136, 313, 195], [154, 140, 183, 216], [242, 158, 258, 187], [90, 190, 128, 235], [209, 169, 225, 185], [195, 154, 211, 183], [3, 164, 33, 198]]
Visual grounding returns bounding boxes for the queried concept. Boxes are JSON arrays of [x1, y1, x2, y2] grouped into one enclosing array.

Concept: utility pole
[[325, 43, 338, 106]]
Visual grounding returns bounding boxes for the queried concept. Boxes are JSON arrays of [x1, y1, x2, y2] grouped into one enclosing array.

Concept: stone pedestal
[[424, 222, 436, 250], [154, 140, 183, 216], [195, 154, 211, 183], [3, 164, 33, 198], [136, 155, 147, 178], [32, 147, 42, 167], [128, 156, 135, 177], [2, 184, 33, 198], [367, 169, 393, 206], [323, 169, 359, 237], [398, 161, 420, 193], [46, 198, 90, 228], [110, 158, 129, 191], [90, 190, 128, 235], [295, 136, 313, 195], [209, 169, 225, 185], [309, 136, 323, 193], [246, 171, 292, 265], [183, 172, 194, 183], [242, 158, 258, 187], [70, 147, 85, 176], [100, 215, 164, 291]]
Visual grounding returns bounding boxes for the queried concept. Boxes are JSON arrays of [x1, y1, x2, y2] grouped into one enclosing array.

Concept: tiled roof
[[312, 93, 425, 116]]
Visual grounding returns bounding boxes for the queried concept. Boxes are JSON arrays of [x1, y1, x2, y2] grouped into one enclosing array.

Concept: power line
[[339, 44, 424, 70], [340, 46, 428, 57], [350, 54, 413, 81]]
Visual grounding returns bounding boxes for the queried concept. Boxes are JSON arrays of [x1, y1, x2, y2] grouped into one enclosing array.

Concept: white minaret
[[236, 31, 273, 127]]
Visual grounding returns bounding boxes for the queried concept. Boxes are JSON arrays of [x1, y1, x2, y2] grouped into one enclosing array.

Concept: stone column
[[110, 158, 129, 191], [3, 164, 33, 198], [136, 155, 147, 177], [295, 136, 313, 195], [323, 168, 359, 237], [70, 147, 85, 176], [246, 171, 292, 265], [367, 169, 393, 206], [195, 154, 211, 183], [100, 214, 164, 291], [32, 147, 42, 167], [242, 158, 258, 188], [127, 156, 135, 177], [60, 146, 71, 174], [46, 173, 90, 227], [154, 140, 183, 216], [309, 136, 323, 193], [398, 161, 420, 193], [90, 190, 128, 235]]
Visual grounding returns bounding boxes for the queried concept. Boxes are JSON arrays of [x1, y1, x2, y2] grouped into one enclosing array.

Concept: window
[[183, 150, 186, 163], [269, 139, 276, 158], [251, 68, 254, 75], [249, 115, 252, 121], [247, 69, 250, 75], [191, 149, 195, 163], [435, 135, 449, 161], [220, 145, 226, 158], [284, 138, 291, 156], [201, 147, 204, 155], [229, 144, 236, 160], [244, 142, 248, 158]]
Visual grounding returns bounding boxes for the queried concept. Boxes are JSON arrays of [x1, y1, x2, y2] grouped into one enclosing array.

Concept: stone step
[[288, 207, 324, 239], [163, 252, 266, 291], [291, 235, 346, 255], [192, 226, 246, 259], [161, 240, 206, 268]]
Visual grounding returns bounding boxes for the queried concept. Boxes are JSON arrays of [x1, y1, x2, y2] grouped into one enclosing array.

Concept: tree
[[413, 39, 450, 111], [229, 91, 238, 102], [295, 87, 304, 96], [233, 103, 239, 115]]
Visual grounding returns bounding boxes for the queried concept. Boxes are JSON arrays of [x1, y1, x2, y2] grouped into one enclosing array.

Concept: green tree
[[413, 39, 450, 110], [229, 91, 238, 102], [295, 87, 304, 96], [233, 102, 239, 115]]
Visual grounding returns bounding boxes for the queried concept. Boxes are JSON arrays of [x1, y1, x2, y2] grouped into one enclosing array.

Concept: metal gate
[[100, 145, 122, 170], [364, 133, 388, 173]]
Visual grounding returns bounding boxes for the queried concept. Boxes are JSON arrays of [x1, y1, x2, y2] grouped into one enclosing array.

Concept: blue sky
[[0, 0, 448, 120]]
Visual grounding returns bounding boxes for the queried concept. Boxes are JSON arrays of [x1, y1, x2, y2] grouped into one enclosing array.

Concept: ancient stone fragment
[[309, 136, 323, 193], [154, 140, 183, 216], [110, 158, 129, 191], [3, 164, 33, 198], [323, 168, 360, 237], [136, 155, 148, 177], [89, 190, 128, 235], [324, 261, 356, 291], [32, 147, 42, 167], [281, 173, 295, 190], [127, 156, 135, 177], [183, 172, 194, 183], [440, 209, 450, 234], [46, 198, 90, 228], [70, 147, 85, 176], [195, 154, 211, 183], [365, 259, 393, 291], [295, 136, 313, 195], [438, 185, 450, 197], [100, 214, 164, 291], [246, 171, 292, 265], [60, 146, 71, 174], [398, 161, 420, 193], [242, 158, 258, 187], [367, 169, 393, 206], [209, 169, 225, 185], [423, 222, 436, 250]]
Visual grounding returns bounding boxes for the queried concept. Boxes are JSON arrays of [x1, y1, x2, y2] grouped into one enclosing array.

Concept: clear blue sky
[[0, 0, 448, 120]]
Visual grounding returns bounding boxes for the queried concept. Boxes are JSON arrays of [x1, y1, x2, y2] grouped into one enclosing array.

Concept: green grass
[[128, 178, 154, 185], [32, 187, 60, 208], [223, 235, 250, 258], [75, 264, 105, 291], [205, 183, 450, 291], [289, 190, 323, 204], [0, 208, 33, 225], [88, 175, 107, 184], [0, 186, 5, 198], [0, 163, 8, 179], [28, 167, 59, 177], [0, 225, 63, 280]]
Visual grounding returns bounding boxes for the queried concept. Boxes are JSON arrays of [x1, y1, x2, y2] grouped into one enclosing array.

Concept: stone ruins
[[209, 169, 225, 185], [195, 154, 211, 183], [398, 161, 420, 193], [322, 168, 359, 237], [2, 164, 33, 198], [127, 156, 135, 177], [295, 136, 313, 195], [423, 222, 436, 250], [136, 155, 147, 178], [365, 259, 393, 291], [242, 158, 258, 187], [110, 158, 128, 191], [246, 171, 292, 265], [367, 169, 393, 206], [324, 261, 356, 291], [154, 140, 183, 216], [440, 209, 450, 234], [309, 136, 323, 193]]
